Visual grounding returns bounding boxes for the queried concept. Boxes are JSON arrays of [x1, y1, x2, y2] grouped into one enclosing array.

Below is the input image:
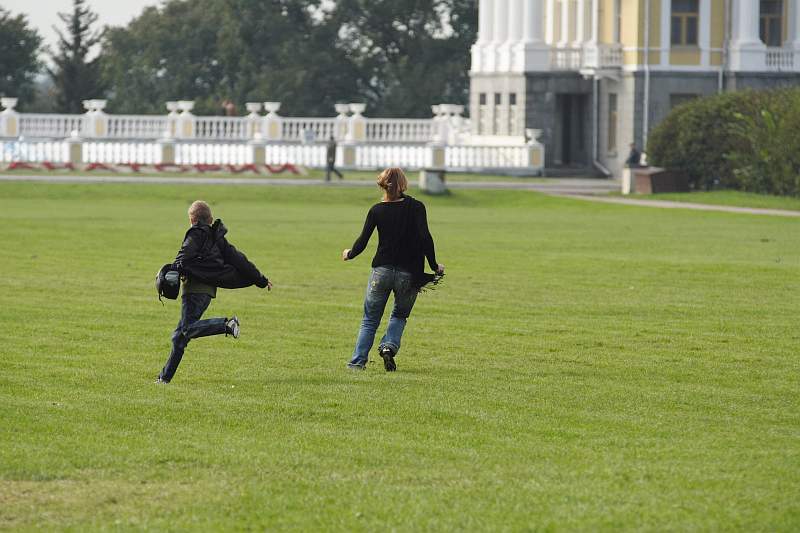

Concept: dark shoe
[[379, 346, 396, 372], [226, 316, 240, 339], [347, 362, 366, 371], [155, 377, 169, 384]]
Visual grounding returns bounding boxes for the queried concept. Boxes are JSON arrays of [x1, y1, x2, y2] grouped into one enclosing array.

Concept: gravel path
[[560, 194, 800, 218]]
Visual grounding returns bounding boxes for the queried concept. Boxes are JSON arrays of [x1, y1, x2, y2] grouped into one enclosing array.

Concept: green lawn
[[0, 167, 546, 183], [631, 190, 800, 211], [1, 182, 798, 531]]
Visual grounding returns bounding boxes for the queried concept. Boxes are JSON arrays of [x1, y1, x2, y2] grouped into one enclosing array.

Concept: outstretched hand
[[436, 263, 445, 275], [266, 280, 273, 291], [342, 249, 351, 261]]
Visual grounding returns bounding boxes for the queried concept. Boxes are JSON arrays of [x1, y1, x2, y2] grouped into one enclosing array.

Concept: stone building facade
[[469, 0, 800, 176]]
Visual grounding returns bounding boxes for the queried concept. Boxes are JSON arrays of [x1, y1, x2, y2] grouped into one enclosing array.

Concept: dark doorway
[[554, 94, 588, 167]]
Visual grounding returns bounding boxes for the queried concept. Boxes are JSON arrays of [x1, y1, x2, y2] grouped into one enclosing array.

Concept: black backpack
[[155, 263, 180, 302]]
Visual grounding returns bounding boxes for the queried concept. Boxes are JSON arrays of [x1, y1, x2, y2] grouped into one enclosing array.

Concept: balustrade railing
[[551, 47, 584, 70], [106, 115, 169, 139], [365, 119, 434, 143], [766, 47, 794, 71], [1, 138, 542, 172], [282, 118, 338, 142], [19, 114, 84, 138]]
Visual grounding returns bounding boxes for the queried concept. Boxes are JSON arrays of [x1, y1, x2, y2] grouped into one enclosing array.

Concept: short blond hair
[[377, 168, 408, 201], [188, 200, 213, 224]]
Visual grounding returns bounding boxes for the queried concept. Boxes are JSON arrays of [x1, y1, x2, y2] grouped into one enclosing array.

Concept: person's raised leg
[[158, 293, 211, 382], [379, 270, 418, 370], [349, 268, 391, 369]]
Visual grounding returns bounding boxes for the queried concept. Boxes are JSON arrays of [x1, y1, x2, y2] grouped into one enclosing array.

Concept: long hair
[[377, 168, 408, 201]]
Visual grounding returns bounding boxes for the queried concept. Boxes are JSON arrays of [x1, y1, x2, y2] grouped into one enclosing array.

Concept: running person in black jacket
[[342, 168, 444, 371], [157, 200, 272, 383]]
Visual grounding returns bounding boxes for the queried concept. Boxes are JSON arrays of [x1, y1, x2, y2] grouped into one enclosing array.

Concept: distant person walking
[[156, 201, 272, 383], [342, 168, 444, 371], [326, 135, 343, 181]]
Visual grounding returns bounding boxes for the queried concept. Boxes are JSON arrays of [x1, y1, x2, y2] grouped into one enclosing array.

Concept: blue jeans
[[349, 266, 418, 367], [159, 293, 227, 382]]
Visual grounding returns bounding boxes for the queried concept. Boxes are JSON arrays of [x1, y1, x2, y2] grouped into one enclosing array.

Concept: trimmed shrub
[[647, 88, 800, 196]]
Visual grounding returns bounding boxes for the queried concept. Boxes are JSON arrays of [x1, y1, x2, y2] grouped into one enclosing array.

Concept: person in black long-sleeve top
[[342, 168, 444, 371]]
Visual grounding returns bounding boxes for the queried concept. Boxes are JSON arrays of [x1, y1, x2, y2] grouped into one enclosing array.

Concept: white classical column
[[471, 0, 492, 72], [583, 0, 600, 67], [699, 0, 711, 66], [729, 0, 765, 70], [517, 0, 551, 70], [660, 0, 671, 65], [574, 0, 586, 47], [588, 0, 598, 44], [483, 0, 497, 71], [545, 0, 556, 44], [505, 0, 524, 71], [493, 0, 509, 71], [558, 0, 570, 47]]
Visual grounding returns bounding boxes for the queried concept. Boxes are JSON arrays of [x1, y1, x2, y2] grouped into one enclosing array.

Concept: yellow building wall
[[599, 0, 615, 43], [648, 0, 661, 65], [620, 0, 641, 64], [710, 0, 725, 66]]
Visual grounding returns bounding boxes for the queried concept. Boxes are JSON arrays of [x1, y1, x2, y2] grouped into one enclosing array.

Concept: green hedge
[[647, 88, 800, 196]]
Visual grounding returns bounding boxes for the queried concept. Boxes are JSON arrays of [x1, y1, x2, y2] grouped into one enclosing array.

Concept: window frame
[[670, 0, 700, 47]]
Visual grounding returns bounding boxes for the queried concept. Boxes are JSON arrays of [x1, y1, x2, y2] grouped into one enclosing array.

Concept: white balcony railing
[[765, 47, 795, 71], [552, 44, 623, 71], [551, 47, 584, 70]]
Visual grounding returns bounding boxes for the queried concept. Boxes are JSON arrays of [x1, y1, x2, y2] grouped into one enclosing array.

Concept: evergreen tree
[[0, 8, 43, 107], [48, 0, 106, 113]]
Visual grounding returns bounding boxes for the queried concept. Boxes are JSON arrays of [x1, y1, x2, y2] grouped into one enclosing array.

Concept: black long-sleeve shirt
[[347, 195, 437, 276]]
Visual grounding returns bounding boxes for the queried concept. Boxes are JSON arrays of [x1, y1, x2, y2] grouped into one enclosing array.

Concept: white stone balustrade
[[1, 98, 20, 138], [1, 137, 543, 174]]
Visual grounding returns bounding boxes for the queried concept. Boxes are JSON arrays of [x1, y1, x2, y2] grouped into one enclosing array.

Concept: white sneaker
[[226, 316, 240, 339]]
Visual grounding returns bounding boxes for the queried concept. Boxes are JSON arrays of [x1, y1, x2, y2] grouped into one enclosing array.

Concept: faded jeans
[[159, 293, 227, 382], [349, 266, 418, 367]]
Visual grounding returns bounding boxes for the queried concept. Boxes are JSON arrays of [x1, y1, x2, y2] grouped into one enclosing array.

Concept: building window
[[494, 93, 502, 105], [607, 94, 617, 155], [509, 93, 518, 135], [478, 93, 487, 134], [760, 0, 783, 47], [614, 0, 621, 42], [670, 93, 699, 109], [671, 0, 699, 46]]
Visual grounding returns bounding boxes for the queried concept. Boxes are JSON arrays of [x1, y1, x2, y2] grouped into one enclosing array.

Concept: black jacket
[[173, 219, 268, 289]]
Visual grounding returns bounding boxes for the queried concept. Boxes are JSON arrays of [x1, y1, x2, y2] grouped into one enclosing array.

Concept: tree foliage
[[100, 0, 476, 116], [0, 8, 43, 108], [648, 88, 800, 196], [48, 0, 106, 113]]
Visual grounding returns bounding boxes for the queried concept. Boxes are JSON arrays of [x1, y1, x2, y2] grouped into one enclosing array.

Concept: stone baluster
[[82, 99, 108, 138], [176, 101, 196, 139], [0, 98, 20, 138], [262, 102, 283, 141], [335, 104, 350, 140], [245, 102, 262, 139]]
